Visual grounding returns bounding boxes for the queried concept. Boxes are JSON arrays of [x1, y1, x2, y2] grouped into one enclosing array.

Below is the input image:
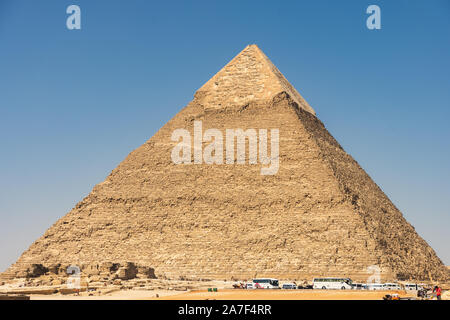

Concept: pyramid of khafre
[[3, 44, 448, 282]]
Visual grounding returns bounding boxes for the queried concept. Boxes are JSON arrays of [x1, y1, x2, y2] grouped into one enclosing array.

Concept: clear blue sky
[[0, 0, 449, 272]]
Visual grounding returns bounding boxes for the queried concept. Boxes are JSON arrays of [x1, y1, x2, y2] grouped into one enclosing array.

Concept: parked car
[[281, 283, 297, 289], [298, 284, 313, 289]]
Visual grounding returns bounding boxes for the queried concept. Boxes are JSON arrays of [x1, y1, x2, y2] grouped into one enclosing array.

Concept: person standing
[[433, 285, 442, 300], [436, 286, 442, 300]]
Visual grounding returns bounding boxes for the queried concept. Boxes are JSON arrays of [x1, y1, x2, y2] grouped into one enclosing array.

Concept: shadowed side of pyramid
[[2, 45, 447, 283]]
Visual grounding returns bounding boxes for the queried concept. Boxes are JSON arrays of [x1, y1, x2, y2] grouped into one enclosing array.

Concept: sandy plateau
[[1, 279, 449, 300]]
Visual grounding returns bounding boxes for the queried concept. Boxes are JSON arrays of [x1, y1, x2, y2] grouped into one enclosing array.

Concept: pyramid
[[3, 45, 448, 282]]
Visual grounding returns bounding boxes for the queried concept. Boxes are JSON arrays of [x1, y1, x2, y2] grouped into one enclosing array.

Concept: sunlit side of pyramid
[[3, 45, 448, 282]]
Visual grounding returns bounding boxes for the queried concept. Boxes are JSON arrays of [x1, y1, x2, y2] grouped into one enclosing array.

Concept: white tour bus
[[352, 283, 368, 290], [312, 277, 353, 290], [404, 283, 423, 291], [383, 283, 402, 290], [252, 278, 279, 289], [367, 283, 384, 290]]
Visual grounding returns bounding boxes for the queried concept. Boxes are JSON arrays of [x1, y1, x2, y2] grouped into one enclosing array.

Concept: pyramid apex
[[196, 45, 315, 115]]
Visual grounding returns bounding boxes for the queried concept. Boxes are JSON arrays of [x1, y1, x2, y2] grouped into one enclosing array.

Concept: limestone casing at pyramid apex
[[195, 44, 316, 115]]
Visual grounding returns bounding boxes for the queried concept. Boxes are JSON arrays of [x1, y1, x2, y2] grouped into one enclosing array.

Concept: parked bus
[[252, 278, 279, 289], [367, 283, 384, 290], [352, 283, 368, 290], [383, 283, 402, 290], [404, 283, 423, 291], [312, 277, 353, 290]]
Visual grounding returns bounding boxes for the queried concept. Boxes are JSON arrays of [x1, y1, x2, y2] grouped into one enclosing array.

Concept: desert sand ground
[[2, 278, 448, 300], [30, 289, 181, 300], [26, 289, 443, 300], [158, 289, 412, 300]]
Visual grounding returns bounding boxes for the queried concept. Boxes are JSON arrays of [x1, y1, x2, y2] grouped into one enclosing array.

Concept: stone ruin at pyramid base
[[2, 45, 448, 284]]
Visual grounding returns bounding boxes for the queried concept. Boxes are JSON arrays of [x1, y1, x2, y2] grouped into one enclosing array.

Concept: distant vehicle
[[367, 283, 384, 290], [297, 284, 313, 289], [246, 283, 255, 289], [312, 278, 353, 290], [352, 283, 368, 290], [383, 283, 402, 291], [281, 283, 297, 289], [252, 278, 279, 289], [404, 283, 423, 291], [383, 293, 400, 300]]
